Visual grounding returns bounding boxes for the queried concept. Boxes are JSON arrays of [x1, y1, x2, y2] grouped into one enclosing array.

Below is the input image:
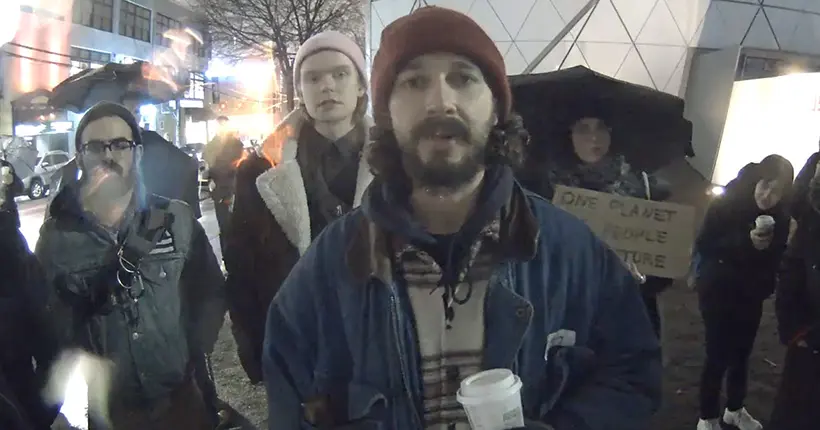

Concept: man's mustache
[[411, 116, 469, 142], [99, 161, 124, 176]]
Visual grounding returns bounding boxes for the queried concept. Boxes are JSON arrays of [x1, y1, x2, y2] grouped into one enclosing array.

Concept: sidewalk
[[198, 199, 224, 262]]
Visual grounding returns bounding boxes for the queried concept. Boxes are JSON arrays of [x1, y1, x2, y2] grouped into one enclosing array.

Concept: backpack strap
[[116, 203, 173, 294]]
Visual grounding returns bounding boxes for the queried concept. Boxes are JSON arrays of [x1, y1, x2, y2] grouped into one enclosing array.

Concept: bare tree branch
[[195, 0, 365, 111]]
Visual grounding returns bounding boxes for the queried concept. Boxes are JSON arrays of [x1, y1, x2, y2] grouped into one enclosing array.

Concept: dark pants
[[230, 319, 264, 384], [212, 195, 232, 257], [698, 299, 763, 419], [769, 344, 820, 430], [641, 291, 662, 339], [89, 374, 213, 430]]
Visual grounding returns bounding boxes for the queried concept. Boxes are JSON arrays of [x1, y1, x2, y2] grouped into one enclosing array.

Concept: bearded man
[[262, 6, 661, 430], [35, 102, 224, 429]]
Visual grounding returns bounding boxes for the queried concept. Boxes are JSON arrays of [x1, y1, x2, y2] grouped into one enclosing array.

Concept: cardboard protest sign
[[552, 185, 696, 279]]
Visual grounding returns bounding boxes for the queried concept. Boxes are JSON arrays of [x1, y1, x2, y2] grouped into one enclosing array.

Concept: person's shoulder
[[523, 190, 613, 265], [148, 194, 194, 219], [309, 209, 367, 255], [237, 153, 271, 176], [275, 210, 366, 313], [286, 210, 366, 279], [524, 190, 598, 241]]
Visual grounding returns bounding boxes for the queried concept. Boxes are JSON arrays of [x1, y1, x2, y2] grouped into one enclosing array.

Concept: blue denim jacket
[[263, 189, 662, 430]]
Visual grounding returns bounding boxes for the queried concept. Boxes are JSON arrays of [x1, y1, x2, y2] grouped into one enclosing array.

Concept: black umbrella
[[510, 66, 694, 173], [49, 61, 183, 112]]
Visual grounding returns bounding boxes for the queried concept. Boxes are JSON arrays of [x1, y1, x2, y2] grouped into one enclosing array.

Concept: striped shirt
[[396, 221, 500, 429]]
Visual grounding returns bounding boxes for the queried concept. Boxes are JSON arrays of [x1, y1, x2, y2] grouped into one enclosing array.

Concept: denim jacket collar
[[345, 182, 540, 285]]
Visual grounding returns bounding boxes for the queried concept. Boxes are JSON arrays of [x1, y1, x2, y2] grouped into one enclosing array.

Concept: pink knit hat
[[293, 31, 367, 89]]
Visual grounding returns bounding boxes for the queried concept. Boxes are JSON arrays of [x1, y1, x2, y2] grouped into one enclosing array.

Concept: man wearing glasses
[[53, 96, 202, 220], [34, 102, 225, 429]]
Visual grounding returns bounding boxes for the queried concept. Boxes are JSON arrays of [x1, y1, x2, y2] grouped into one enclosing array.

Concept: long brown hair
[[726, 154, 794, 210]]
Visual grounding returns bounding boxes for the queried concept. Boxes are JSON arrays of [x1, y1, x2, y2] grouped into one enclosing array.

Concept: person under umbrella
[[510, 66, 693, 175], [693, 155, 793, 430], [50, 62, 200, 219], [523, 110, 673, 342]]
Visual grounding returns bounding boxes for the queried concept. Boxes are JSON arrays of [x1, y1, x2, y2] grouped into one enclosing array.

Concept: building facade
[[367, 0, 820, 181], [368, 0, 820, 95], [1, 0, 211, 154]]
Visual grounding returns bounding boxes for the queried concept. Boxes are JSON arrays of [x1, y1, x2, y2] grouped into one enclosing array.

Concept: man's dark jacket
[[35, 184, 225, 407], [0, 165, 60, 429], [263, 182, 662, 429], [225, 110, 372, 384], [771, 177, 820, 430], [223, 153, 296, 384], [792, 151, 820, 221]]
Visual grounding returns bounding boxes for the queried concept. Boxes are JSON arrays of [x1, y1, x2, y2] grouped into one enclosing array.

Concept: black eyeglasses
[[81, 138, 136, 155]]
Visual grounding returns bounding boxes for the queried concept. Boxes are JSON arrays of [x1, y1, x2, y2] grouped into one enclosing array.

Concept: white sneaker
[[697, 418, 721, 430], [723, 408, 763, 430]]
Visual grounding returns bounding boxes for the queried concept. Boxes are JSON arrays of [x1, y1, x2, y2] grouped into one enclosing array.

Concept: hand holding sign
[[552, 185, 696, 278], [624, 260, 647, 284]]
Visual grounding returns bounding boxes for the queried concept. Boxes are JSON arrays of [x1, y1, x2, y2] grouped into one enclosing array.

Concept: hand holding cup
[[750, 215, 775, 250], [457, 369, 525, 430]]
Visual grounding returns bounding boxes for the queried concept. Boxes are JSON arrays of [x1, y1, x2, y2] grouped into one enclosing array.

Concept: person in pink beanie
[[224, 30, 373, 385]]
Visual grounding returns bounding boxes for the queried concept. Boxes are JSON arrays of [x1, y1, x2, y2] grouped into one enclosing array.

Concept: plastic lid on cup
[[459, 368, 517, 399]]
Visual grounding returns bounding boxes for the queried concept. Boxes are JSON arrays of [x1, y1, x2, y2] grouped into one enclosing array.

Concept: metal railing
[[521, 0, 600, 74]]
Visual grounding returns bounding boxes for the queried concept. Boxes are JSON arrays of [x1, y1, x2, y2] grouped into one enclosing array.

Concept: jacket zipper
[[389, 288, 423, 429]]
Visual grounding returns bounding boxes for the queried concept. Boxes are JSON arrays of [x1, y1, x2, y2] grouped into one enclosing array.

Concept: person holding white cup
[[693, 155, 793, 430], [262, 6, 661, 430]]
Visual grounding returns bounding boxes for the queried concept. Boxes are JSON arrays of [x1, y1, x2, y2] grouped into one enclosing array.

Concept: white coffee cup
[[1, 166, 11, 185], [456, 368, 525, 430], [755, 215, 775, 232]]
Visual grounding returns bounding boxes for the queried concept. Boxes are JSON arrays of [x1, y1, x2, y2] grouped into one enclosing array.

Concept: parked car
[[181, 143, 210, 200], [20, 150, 71, 199]]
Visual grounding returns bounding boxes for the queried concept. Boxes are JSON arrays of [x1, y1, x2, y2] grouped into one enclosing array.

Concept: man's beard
[[399, 116, 491, 191], [80, 161, 134, 203]]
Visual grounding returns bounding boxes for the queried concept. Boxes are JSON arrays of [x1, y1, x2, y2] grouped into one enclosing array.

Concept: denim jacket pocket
[[539, 345, 595, 418], [303, 382, 388, 430], [345, 382, 388, 426]]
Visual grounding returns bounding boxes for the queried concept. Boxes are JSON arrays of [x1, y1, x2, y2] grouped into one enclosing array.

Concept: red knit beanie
[[370, 6, 511, 128]]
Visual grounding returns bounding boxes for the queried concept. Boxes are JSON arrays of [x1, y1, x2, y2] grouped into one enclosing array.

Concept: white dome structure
[[366, 0, 820, 96]]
